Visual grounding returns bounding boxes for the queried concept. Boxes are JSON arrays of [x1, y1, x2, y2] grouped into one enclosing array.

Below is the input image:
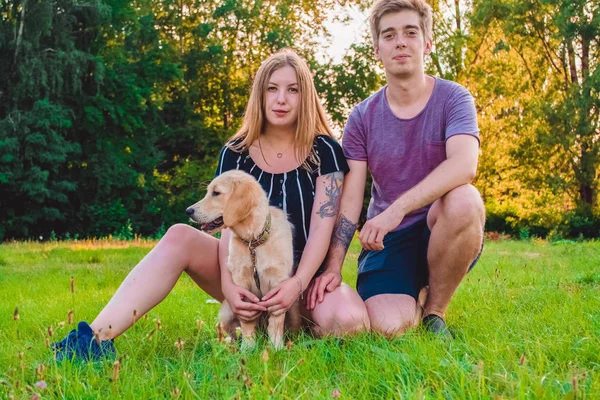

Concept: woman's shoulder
[[216, 138, 252, 176], [312, 134, 348, 175], [313, 134, 342, 151], [223, 138, 246, 152], [219, 138, 249, 162]]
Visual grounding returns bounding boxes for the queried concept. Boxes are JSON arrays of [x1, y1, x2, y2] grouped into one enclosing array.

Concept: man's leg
[[365, 294, 420, 336], [424, 184, 485, 321], [357, 224, 427, 337]]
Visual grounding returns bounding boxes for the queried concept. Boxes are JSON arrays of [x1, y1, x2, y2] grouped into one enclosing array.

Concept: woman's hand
[[305, 270, 342, 310], [222, 281, 266, 323], [258, 278, 302, 316]]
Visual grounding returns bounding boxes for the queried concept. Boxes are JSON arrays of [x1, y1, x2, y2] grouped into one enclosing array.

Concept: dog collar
[[241, 213, 271, 249]]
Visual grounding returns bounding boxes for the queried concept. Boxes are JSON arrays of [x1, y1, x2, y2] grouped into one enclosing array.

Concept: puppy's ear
[[223, 178, 260, 227]]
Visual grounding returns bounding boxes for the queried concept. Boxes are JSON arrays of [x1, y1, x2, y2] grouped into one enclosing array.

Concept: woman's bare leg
[[306, 283, 370, 336], [91, 224, 222, 340]]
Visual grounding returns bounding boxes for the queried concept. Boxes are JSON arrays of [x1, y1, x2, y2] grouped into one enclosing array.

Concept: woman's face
[[263, 65, 300, 130]]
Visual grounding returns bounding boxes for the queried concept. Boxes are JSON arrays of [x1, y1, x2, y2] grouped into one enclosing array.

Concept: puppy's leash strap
[[241, 213, 272, 295], [250, 247, 261, 293]]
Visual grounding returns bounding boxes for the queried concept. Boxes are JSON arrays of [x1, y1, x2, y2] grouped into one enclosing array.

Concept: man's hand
[[258, 278, 302, 316], [305, 270, 342, 310], [359, 209, 404, 251], [222, 282, 266, 323]]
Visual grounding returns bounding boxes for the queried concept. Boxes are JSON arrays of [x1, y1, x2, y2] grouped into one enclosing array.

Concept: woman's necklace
[[258, 138, 272, 167], [274, 143, 293, 158], [258, 137, 294, 166]]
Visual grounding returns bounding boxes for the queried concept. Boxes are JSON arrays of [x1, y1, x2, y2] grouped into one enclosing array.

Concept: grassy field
[[1, 238, 599, 399]]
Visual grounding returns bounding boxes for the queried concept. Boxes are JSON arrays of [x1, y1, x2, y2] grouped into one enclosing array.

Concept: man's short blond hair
[[369, 0, 433, 46]]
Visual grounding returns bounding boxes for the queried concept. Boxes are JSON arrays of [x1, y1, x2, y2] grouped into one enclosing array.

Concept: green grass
[[1, 238, 599, 399]]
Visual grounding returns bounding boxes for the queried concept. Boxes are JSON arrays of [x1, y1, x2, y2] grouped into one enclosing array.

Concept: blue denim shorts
[[356, 219, 482, 301]]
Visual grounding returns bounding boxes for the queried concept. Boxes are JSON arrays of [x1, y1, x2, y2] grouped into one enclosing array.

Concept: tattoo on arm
[[316, 172, 343, 219], [331, 214, 356, 250]]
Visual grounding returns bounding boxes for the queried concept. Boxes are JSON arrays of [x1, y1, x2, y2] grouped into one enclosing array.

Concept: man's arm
[[359, 134, 479, 251], [322, 159, 368, 272]]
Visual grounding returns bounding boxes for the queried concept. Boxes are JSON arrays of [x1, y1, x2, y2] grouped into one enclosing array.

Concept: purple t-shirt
[[343, 77, 480, 231]]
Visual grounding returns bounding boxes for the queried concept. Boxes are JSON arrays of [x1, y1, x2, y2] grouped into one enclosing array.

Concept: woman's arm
[[295, 171, 344, 288], [306, 161, 367, 309]]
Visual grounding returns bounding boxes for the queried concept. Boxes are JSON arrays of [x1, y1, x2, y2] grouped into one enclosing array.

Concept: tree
[[1, 0, 368, 240], [473, 0, 600, 211], [0, 0, 107, 239], [418, 0, 599, 235]]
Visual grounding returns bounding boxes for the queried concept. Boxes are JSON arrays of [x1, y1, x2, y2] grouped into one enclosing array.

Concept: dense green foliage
[[1, 238, 599, 398], [1, 0, 599, 240]]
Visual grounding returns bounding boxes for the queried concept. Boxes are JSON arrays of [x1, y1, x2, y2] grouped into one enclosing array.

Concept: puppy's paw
[[269, 335, 284, 351], [285, 302, 302, 332], [241, 336, 256, 351]]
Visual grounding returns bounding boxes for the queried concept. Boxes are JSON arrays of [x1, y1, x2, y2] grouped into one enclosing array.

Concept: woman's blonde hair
[[228, 49, 333, 170], [369, 0, 433, 46]]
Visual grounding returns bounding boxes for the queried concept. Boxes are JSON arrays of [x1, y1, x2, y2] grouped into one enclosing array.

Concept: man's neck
[[385, 72, 430, 108]]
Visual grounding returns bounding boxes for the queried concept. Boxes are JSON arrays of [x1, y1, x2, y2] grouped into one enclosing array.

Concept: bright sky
[[318, 4, 370, 63]]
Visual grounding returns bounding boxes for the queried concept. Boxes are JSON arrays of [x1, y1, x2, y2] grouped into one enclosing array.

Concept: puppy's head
[[186, 170, 265, 234]]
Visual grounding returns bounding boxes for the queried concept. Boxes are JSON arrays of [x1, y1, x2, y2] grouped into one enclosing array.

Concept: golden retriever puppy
[[186, 170, 300, 349]]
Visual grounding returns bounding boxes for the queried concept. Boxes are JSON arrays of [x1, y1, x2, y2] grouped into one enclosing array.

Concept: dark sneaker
[[51, 321, 116, 362], [422, 314, 453, 339]]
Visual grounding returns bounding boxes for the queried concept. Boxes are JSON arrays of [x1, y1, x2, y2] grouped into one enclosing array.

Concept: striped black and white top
[[215, 135, 349, 267]]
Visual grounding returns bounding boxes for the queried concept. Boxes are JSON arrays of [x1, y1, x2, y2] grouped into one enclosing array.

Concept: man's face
[[375, 10, 431, 78]]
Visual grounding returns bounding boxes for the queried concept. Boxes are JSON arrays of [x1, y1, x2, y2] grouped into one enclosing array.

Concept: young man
[[305, 0, 485, 336]]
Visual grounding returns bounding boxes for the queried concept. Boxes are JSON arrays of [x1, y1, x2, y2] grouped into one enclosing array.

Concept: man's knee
[[369, 313, 417, 337], [366, 295, 419, 337], [435, 184, 485, 229]]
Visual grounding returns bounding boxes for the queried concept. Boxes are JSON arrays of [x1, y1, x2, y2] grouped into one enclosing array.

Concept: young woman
[[53, 49, 370, 361]]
